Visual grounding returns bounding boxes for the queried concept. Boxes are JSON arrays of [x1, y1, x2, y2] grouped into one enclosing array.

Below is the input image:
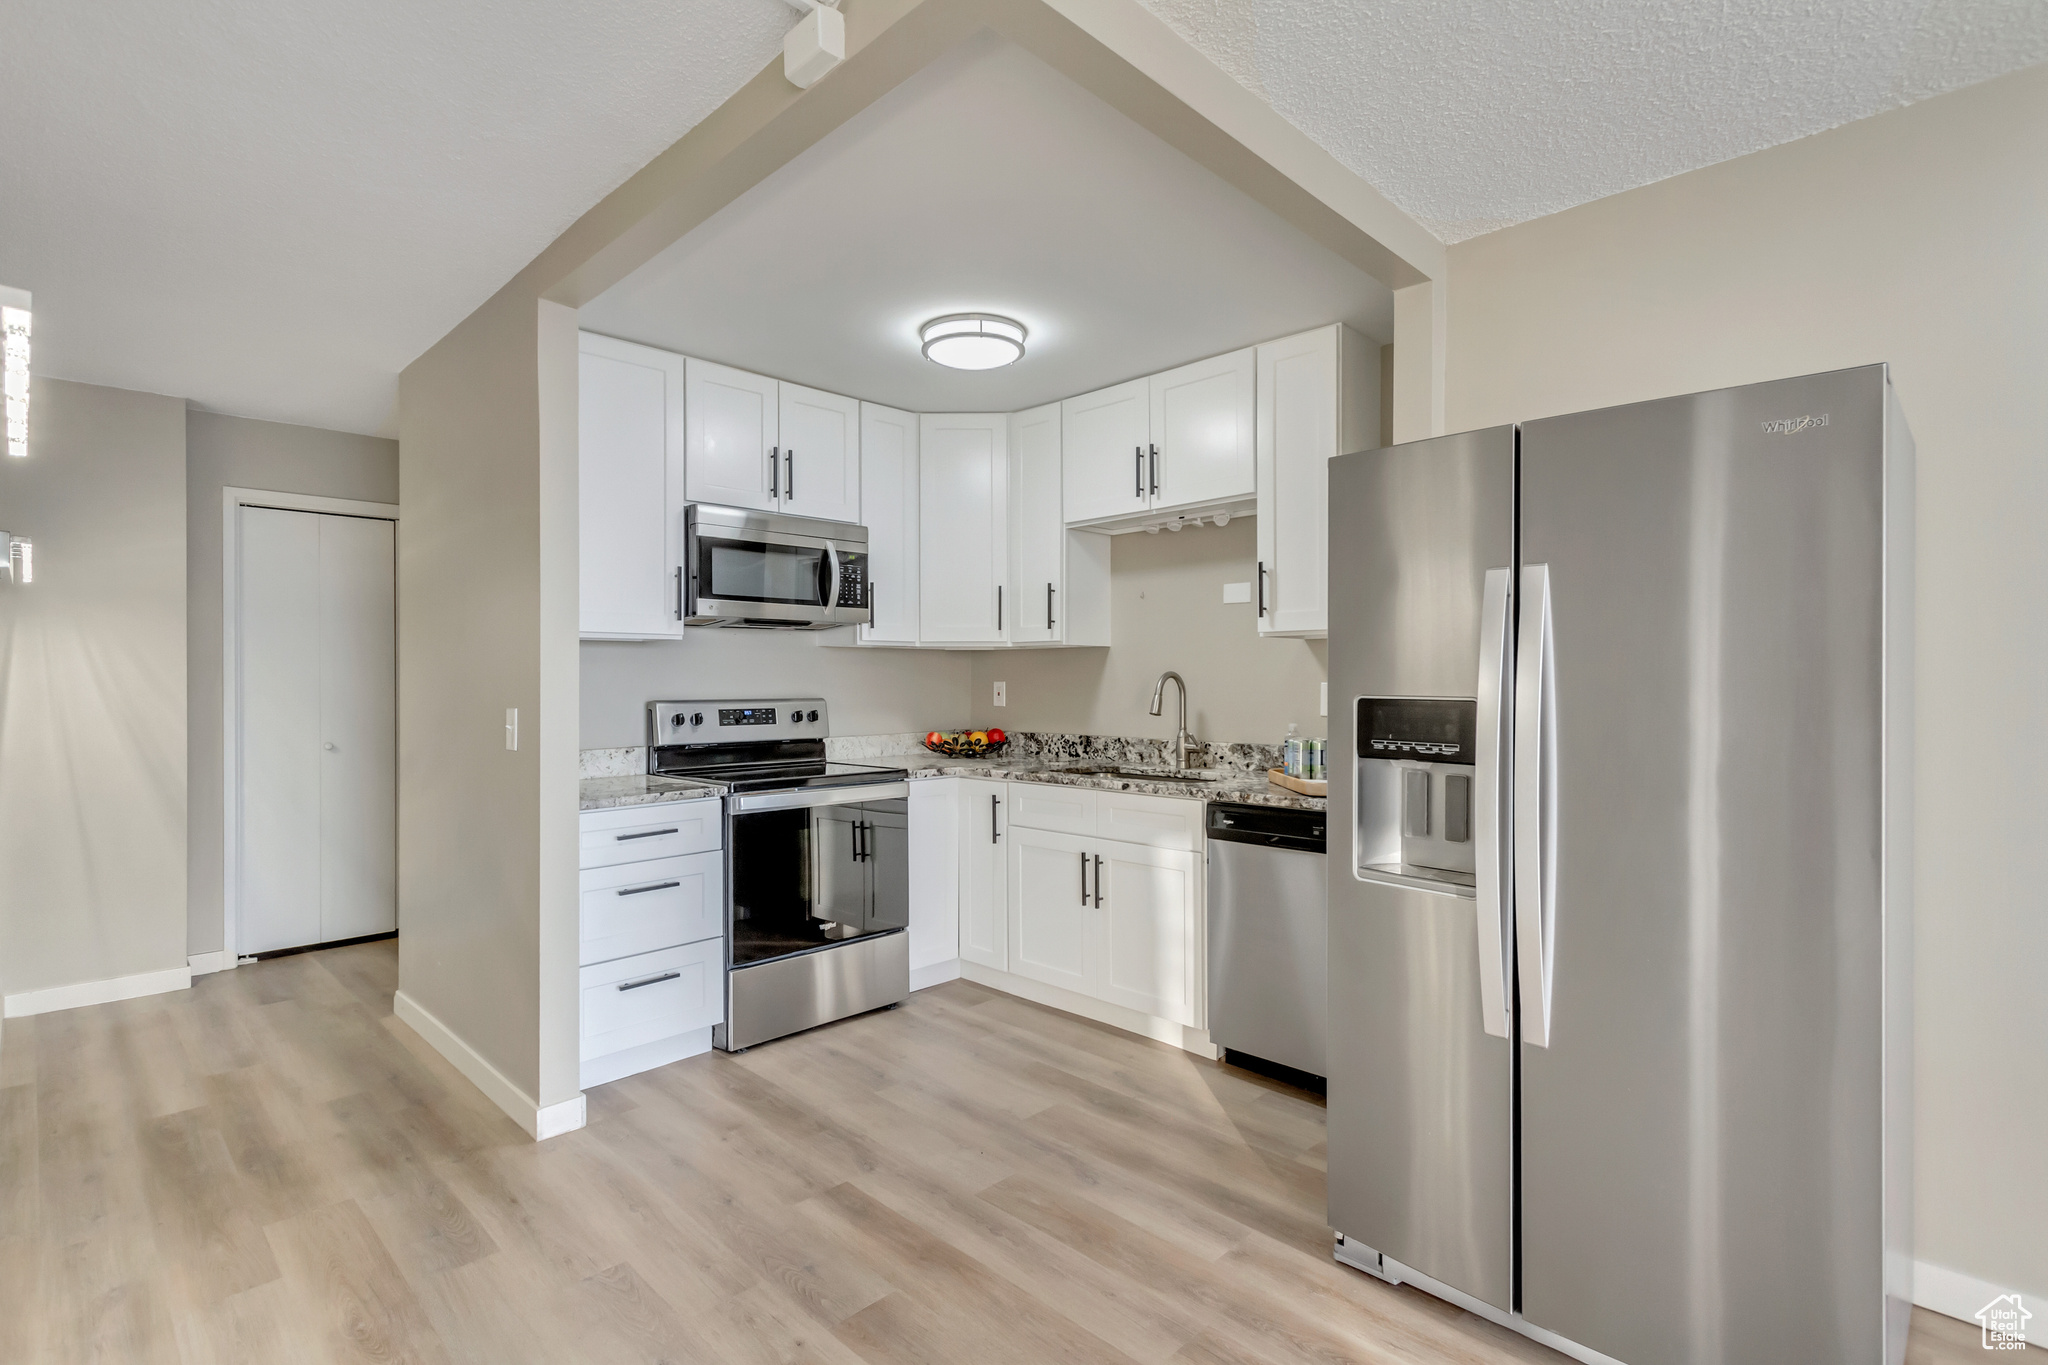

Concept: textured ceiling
[[0, 0, 789, 435], [581, 35, 1393, 414], [4, 1, 2043, 435], [1135, 0, 2048, 242]]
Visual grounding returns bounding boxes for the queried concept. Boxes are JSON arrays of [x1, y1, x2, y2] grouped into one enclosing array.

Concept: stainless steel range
[[648, 698, 910, 1050]]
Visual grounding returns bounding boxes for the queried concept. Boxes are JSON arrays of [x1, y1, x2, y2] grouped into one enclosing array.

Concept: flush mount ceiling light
[[920, 314, 1027, 370]]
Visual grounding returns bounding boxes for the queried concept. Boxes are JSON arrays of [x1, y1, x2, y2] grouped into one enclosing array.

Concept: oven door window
[[699, 536, 829, 608], [729, 798, 907, 967]]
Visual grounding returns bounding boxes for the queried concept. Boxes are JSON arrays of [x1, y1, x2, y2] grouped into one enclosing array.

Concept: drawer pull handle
[[618, 971, 681, 992], [615, 828, 679, 841], [617, 880, 680, 897]]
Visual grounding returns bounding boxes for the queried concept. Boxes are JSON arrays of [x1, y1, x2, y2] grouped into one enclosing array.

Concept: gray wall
[[581, 632, 973, 747], [185, 410, 399, 957], [968, 517, 1325, 747], [1445, 62, 2048, 1306], [0, 379, 188, 999]]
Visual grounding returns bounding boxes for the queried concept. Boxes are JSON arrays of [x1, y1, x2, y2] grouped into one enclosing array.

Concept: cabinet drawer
[[1096, 792, 1203, 851], [579, 851, 723, 966], [1007, 783, 1097, 836], [580, 941, 723, 1061], [579, 798, 722, 868]]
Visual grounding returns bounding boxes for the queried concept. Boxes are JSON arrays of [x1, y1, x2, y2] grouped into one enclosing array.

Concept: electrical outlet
[[505, 708, 519, 751], [993, 681, 1007, 707], [1223, 581, 1251, 604], [1320, 682, 1328, 717]]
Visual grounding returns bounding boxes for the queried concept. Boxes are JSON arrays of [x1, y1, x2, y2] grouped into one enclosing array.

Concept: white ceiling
[[1136, 0, 2048, 242], [5, 1, 2041, 435], [579, 34, 1394, 414], [0, 0, 791, 436]]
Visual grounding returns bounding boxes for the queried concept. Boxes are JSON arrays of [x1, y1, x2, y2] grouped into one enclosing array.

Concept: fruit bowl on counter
[[923, 728, 1009, 758]]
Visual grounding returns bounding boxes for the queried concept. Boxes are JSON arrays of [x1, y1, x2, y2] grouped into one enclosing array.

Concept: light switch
[[1223, 581, 1251, 604], [992, 681, 1007, 707], [505, 708, 519, 751]]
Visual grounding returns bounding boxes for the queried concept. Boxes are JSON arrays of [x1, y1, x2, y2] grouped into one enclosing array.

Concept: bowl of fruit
[[923, 728, 1008, 758]]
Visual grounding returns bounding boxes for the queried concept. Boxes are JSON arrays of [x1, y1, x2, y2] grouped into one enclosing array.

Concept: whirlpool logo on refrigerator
[[1761, 413, 1829, 434]]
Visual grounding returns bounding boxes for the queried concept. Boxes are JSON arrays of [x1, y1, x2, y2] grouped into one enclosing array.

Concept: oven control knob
[[690, 712, 704, 726], [787, 709, 802, 723], [806, 710, 818, 722], [671, 713, 685, 728]]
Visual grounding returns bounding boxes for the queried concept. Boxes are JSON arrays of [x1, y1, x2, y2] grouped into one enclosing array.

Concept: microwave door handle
[[1474, 566, 1513, 1040], [824, 545, 841, 611], [1515, 563, 1558, 1048]]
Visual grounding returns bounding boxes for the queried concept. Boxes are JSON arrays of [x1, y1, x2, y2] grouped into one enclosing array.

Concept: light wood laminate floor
[[0, 939, 2003, 1364]]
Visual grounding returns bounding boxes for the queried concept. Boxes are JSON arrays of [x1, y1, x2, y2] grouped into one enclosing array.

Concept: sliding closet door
[[237, 505, 396, 955]]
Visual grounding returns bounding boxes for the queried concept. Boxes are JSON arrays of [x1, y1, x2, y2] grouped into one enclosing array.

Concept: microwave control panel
[[835, 552, 868, 608]]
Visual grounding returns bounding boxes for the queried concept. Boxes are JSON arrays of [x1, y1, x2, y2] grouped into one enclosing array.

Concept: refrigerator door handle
[[1474, 566, 1513, 1040], [1514, 562, 1558, 1047]]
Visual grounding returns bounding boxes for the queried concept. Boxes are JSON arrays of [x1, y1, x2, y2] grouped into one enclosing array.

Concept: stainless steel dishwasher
[[1206, 801, 1328, 1084]]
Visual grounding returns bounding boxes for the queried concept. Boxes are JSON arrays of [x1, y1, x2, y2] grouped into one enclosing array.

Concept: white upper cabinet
[[1149, 347, 1256, 514], [918, 413, 1008, 644], [1061, 378, 1150, 525], [579, 333, 686, 640], [1009, 402, 1062, 645], [685, 358, 779, 511], [858, 402, 919, 646], [779, 382, 860, 523], [1256, 323, 1378, 638]]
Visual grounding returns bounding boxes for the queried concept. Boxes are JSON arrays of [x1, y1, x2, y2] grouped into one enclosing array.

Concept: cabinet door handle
[[1046, 582, 1055, 629], [1080, 850, 1089, 904], [770, 446, 780, 499], [618, 971, 680, 992], [615, 827, 679, 841], [1093, 854, 1104, 907], [616, 880, 680, 897], [991, 794, 1001, 843], [675, 566, 683, 621], [1149, 443, 1158, 496], [1135, 446, 1143, 499], [786, 450, 794, 501], [1256, 561, 1267, 618], [996, 585, 1003, 632]]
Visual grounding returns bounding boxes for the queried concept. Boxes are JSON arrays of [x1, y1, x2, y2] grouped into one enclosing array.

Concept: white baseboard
[[580, 1027, 713, 1089], [1916, 1259, 2043, 1345], [187, 951, 228, 977], [2, 964, 192, 1018], [958, 962, 1219, 1058], [910, 957, 962, 992], [392, 989, 587, 1142]]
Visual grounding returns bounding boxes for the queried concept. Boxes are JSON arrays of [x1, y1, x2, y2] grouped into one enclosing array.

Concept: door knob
[[323, 742, 337, 751]]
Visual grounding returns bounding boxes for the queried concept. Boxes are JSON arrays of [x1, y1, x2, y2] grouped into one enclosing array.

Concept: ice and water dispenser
[[1353, 697, 1478, 894]]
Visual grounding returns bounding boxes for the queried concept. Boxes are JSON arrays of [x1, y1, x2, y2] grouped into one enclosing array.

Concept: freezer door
[[1326, 428, 1516, 1312], [1516, 367, 1894, 1365]]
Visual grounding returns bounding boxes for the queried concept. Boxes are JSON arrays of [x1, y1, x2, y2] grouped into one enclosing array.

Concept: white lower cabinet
[[577, 797, 726, 1089], [988, 785, 1205, 1036], [579, 940, 724, 1082], [1095, 841, 1200, 1025], [958, 778, 1008, 971], [579, 851, 721, 967]]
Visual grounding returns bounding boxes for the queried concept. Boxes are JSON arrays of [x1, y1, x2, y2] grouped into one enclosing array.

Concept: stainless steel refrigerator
[[1325, 365, 1914, 1365]]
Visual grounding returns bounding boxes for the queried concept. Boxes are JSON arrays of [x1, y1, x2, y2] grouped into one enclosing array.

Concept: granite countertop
[[578, 773, 727, 811], [578, 733, 1326, 813], [893, 751, 1326, 812]]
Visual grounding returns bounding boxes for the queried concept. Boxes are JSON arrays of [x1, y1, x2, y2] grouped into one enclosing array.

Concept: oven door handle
[[730, 781, 910, 813]]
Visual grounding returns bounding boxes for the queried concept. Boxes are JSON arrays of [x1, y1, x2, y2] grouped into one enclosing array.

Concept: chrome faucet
[[1148, 671, 1197, 771]]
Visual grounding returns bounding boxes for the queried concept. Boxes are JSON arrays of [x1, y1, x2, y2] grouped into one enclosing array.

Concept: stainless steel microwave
[[683, 504, 870, 630]]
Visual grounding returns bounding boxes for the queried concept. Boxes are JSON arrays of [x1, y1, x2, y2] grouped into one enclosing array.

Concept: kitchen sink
[[1050, 763, 1225, 784]]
